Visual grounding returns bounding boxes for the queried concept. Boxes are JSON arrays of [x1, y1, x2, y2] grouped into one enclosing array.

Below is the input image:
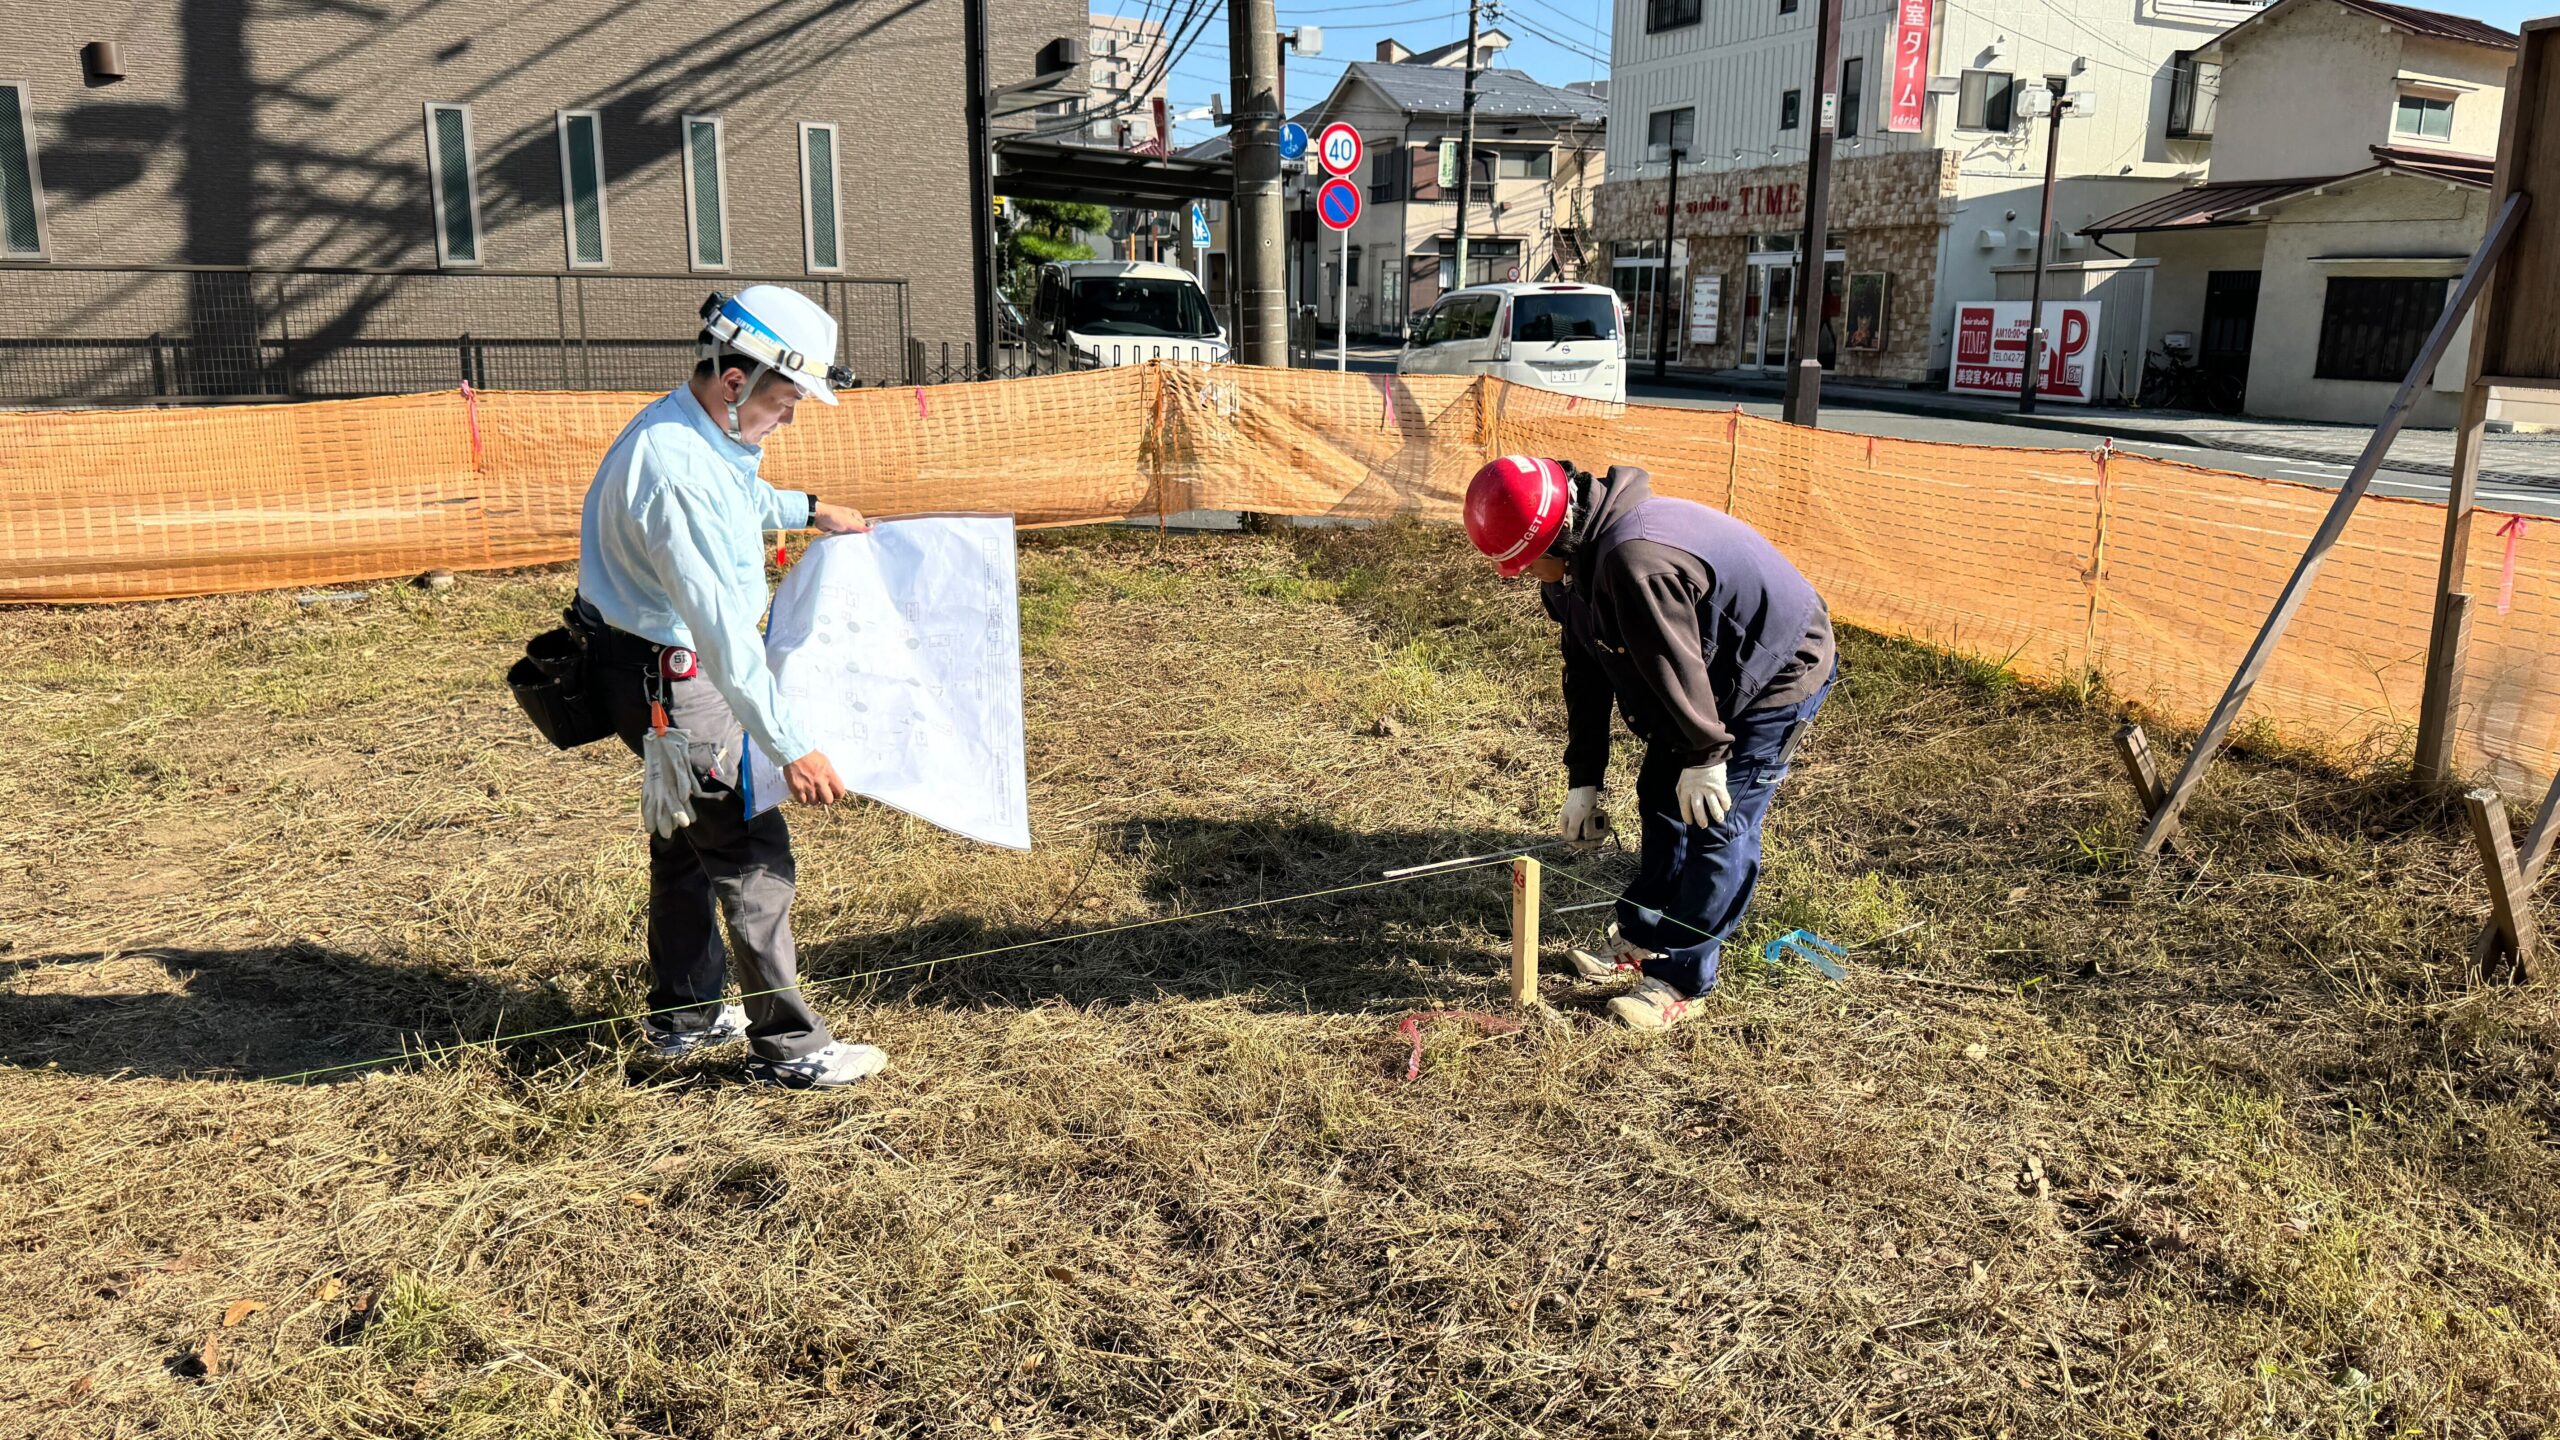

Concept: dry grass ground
[[1, 523, 2555, 1439]]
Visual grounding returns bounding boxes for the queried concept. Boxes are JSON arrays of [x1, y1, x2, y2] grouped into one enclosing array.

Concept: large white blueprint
[[739, 517, 1030, 850]]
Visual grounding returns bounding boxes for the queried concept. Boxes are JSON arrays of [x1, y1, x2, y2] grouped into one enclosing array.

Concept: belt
[[572, 597, 700, 679]]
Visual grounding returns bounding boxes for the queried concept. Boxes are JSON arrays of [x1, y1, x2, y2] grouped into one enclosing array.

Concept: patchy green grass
[[1, 524, 2553, 1439]]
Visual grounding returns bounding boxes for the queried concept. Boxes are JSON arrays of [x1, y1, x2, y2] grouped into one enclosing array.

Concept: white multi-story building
[[1595, 0, 2260, 391]]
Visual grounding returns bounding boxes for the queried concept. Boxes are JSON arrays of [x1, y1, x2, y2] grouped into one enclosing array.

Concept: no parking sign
[[1317, 177, 1361, 231]]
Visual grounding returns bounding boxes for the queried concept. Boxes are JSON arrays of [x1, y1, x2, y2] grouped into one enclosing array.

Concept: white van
[[1028, 261, 1231, 370], [1395, 282, 1627, 403]]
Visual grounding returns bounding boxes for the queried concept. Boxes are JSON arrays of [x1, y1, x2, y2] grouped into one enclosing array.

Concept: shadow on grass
[[0, 817, 1564, 1082], [0, 940, 568, 1082]]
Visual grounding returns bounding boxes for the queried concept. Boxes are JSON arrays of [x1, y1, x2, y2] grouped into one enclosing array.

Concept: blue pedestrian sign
[[1277, 122, 1310, 161], [1317, 176, 1362, 231], [1189, 203, 1211, 249]]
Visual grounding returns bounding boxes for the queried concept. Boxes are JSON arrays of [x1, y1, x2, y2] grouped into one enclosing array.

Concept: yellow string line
[[261, 854, 1531, 1086]]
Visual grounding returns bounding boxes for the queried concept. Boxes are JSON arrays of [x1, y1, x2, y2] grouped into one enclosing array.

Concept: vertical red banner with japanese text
[[1888, 0, 1935, 133]]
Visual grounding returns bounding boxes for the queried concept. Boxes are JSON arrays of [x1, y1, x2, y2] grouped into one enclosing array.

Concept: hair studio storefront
[[1594, 149, 1955, 384]]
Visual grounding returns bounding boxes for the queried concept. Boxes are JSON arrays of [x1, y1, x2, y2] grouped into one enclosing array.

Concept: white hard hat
[[699, 285, 849, 404]]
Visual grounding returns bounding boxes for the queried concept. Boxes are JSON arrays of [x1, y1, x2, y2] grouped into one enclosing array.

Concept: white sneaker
[[1608, 977, 1697, 1032], [1568, 924, 1655, 983], [641, 1003, 749, 1059], [745, 1042, 889, 1089]]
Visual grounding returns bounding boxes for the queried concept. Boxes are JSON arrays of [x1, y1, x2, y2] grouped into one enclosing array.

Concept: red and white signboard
[[1318, 122, 1364, 177], [1888, 0, 1935, 134], [1948, 301, 2103, 404]]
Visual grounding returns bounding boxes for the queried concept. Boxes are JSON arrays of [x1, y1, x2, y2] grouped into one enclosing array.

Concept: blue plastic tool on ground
[[1763, 929, 1848, 981]]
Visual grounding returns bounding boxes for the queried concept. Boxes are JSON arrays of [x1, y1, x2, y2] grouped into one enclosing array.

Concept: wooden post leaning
[[2466, 770, 2560, 982], [2123, 193, 2528, 856], [1510, 856, 1543, 1009]]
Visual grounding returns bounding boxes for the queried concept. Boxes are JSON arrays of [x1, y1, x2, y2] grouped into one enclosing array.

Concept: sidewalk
[[1659, 368, 2560, 487]]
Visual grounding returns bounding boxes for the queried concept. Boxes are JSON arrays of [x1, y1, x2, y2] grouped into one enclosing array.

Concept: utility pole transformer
[[1783, 0, 1843, 425], [1230, 0, 1288, 366], [1453, 0, 1484, 293]]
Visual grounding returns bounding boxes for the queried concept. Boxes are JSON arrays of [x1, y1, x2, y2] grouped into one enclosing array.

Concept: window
[[1647, 0, 1701, 32], [682, 113, 729, 271], [423, 103, 482, 267], [556, 110, 610, 269], [2394, 91, 2454, 141], [799, 122, 842, 273], [1646, 106, 1696, 161], [1781, 89, 1802, 130], [2315, 275, 2449, 381], [1839, 57, 1864, 139], [1512, 292, 1618, 342], [0, 81, 48, 259], [1370, 142, 1403, 204], [1780, 0, 1799, 11], [1957, 70, 2016, 132], [2166, 51, 2219, 139], [1496, 150, 1553, 180], [1346, 245, 1362, 288]]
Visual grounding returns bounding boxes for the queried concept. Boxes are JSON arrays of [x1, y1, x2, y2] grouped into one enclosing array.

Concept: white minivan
[[1395, 282, 1627, 403], [1028, 260, 1231, 370]]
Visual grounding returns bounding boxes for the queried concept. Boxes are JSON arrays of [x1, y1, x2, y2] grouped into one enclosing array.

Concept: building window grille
[[800, 122, 842, 273], [0, 82, 48, 258], [424, 103, 483, 267], [2315, 275, 2449, 382], [684, 114, 730, 271], [557, 110, 611, 268]]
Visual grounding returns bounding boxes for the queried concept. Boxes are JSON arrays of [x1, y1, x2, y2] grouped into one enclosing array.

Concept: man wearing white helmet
[[574, 286, 883, 1088]]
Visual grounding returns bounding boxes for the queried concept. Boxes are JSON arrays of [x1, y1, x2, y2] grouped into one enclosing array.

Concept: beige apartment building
[[2083, 0, 2523, 424], [1186, 34, 1605, 340]]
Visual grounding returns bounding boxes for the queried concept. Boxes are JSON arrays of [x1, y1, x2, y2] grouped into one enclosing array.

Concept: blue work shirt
[[577, 385, 815, 765]]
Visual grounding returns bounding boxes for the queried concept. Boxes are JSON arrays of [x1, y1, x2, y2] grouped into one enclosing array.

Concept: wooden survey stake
[[1510, 857, 1543, 1009], [2467, 772, 2560, 982]]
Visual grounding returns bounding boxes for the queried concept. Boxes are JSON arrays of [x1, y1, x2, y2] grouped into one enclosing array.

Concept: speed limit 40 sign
[[1317, 122, 1363, 177]]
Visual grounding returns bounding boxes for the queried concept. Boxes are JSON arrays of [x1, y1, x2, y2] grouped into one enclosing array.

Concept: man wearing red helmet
[[1463, 455, 1835, 1030]]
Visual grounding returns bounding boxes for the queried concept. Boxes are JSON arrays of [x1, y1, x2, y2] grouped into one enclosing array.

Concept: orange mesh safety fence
[[1, 366, 2552, 789]]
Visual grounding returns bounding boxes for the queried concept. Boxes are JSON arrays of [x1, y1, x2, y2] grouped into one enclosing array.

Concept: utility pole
[[1230, 0, 1287, 365], [1783, 0, 1843, 425], [963, 0, 996, 377], [2018, 87, 2072, 414], [1452, 0, 1485, 291], [1652, 145, 1684, 383]]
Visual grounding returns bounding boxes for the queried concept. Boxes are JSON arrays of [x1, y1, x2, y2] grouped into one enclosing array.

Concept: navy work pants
[[1616, 667, 1833, 997]]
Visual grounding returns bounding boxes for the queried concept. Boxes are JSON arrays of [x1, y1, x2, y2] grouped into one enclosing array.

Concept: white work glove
[[1675, 762, 1732, 829], [1559, 785, 1611, 846], [641, 727, 706, 839]]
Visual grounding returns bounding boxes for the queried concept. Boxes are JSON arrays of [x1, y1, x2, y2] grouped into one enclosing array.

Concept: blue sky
[[1154, 1, 1615, 149], [1149, 0, 2543, 151]]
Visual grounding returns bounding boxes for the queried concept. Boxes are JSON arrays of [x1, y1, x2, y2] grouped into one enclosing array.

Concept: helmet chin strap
[[711, 353, 778, 443]]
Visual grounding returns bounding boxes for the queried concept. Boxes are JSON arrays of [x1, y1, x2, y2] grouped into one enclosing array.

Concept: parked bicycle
[[2137, 349, 2247, 416]]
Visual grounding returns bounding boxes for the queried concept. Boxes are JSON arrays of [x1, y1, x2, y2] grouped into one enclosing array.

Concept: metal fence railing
[[0, 265, 913, 405]]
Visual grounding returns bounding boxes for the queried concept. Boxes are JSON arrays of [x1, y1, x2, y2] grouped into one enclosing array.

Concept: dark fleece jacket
[[1539, 466, 1834, 786]]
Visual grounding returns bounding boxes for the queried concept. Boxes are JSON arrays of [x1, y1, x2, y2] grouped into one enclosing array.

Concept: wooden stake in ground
[[2467, 772, 2560, 982], [1511, 856, 1543, 1009]]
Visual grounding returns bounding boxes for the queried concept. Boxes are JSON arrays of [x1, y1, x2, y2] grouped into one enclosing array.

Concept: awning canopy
[[993, 137, 1233, 211], [2079, 177, 2341, 237]]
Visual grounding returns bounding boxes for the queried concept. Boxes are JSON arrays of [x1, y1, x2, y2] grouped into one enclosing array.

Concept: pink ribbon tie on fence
[[915, 386, 929, 419], [457, 382, 483, 470], [1372, 372, 1395, 430], [2498, 515, 2528, 615]]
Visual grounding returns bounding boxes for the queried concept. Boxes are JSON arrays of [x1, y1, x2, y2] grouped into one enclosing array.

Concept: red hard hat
[[1464, 455, 1573, 577]]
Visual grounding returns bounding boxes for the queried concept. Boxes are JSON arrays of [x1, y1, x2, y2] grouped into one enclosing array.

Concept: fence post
[[148, 332, 167, 396], [574, 277, 592, 388], [269, 273, 296, 398], [1510, 856, 1543, 1009], [458, 333, 473, 387], [553, 277, 571, 388]]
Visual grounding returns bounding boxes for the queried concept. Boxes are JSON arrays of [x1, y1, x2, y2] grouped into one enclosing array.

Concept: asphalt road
[[1623, 381, 2560, 520], [1307, 346, 2560, 519]]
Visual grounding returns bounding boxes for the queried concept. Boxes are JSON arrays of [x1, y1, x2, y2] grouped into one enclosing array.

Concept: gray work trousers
[[604, 667, 833, 1062]]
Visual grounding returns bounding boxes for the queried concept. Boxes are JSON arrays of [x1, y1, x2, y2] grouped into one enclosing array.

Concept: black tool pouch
[[507, 607, 615, 750]]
